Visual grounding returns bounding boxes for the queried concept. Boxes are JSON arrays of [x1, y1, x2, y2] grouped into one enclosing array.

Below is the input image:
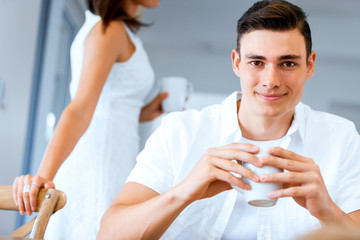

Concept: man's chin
[[256, 107, 284, 119]]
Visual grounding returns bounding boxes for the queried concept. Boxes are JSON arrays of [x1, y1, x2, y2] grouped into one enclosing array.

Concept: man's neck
[[237, 101, 294, 141]]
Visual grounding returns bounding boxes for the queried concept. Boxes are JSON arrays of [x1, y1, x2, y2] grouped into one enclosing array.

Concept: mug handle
[[186, 81, 193, 99]]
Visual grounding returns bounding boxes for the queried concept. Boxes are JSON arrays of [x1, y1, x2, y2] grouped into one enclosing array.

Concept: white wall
[[0, 0, 42, 234], [303, 12, 360, 116]]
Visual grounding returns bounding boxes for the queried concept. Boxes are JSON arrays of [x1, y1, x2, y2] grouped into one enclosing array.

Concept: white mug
[[232, 147, 283, 207], [159, 77, 193, 113]]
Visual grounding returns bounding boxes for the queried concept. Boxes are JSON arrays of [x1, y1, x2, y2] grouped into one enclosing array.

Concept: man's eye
[[250, 61, 262, 66], [283, 61, 295, 67]]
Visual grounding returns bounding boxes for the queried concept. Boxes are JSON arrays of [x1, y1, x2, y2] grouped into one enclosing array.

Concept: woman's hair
[[87, 0, 146, 32], [236, 0, 312, 59]]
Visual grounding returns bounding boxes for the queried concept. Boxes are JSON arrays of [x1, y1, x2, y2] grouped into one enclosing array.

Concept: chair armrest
[[0, 185, 66, 212]]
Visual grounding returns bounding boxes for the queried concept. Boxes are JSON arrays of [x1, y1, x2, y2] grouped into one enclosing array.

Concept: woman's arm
[[13, 20, 130, 216], [37, 20, 127, 180]]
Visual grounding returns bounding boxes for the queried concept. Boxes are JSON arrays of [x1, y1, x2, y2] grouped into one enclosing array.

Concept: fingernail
[[20, 211, 24, 215], [245, 184, 251, 190], [260, 175, 267, 181], [269, 192, 276, 198], [253, 175, 260, 182], [268, 147, 275, 152]]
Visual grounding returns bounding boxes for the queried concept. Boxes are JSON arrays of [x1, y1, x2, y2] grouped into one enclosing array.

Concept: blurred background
[[0, 0, 359, 233]]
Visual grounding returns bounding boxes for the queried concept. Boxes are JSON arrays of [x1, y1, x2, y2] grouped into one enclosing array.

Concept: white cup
[[159, 77, 193, 113], [232, 147, 283, 207]]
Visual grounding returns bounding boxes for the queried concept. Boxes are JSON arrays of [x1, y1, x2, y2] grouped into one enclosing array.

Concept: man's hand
[[258, 147, 339, 223], [175, 143, 262, 203]]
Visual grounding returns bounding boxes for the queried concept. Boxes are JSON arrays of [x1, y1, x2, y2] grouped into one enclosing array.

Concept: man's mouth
[[256, 93, 287, 101]]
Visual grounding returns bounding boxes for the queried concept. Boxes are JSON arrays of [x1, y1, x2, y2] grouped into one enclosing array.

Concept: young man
[[98, 1, 360, 239]]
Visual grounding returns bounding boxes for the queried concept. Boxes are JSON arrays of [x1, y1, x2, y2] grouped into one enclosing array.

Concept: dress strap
[[85, 10, 101, 29], [123, 23, 138, 44]]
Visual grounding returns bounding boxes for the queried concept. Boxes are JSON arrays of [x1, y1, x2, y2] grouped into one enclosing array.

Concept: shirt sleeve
[[335, 126, 360, 214], [126, 116, 174, 194]]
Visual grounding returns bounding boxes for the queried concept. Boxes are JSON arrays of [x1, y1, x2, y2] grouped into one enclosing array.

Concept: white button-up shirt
[[127, 92, 360, 240]]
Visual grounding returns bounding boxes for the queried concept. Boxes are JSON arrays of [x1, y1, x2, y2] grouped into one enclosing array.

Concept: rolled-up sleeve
[[126, 116, 174, 194]]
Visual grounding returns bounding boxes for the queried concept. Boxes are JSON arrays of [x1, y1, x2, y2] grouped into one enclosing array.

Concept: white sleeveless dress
[[45, 11, 154, 239]]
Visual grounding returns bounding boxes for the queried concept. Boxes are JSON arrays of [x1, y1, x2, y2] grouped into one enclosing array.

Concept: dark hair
[[87, 0, 146, 32], [236, 0, 312, 58]]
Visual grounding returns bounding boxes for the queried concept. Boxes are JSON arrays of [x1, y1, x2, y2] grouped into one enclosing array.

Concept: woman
[[12, 0, 165, 238]]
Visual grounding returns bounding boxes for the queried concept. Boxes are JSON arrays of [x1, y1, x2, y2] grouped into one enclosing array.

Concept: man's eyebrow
[[278, 55, 301, 61], [245, 55, 266, 60], [244, 54, 302, 61]]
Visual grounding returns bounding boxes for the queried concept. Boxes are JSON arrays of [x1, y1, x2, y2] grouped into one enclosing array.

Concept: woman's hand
[[139, 92, 168, 122], [12, 174, 55, 216]]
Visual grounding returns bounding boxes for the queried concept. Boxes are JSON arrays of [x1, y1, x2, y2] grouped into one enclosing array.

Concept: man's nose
[[261, 65, 281, 88]]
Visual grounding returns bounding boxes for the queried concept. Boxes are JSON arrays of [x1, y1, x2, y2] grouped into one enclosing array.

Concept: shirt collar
[[220, 92, 242, 140], [220, 91, 306, 142]]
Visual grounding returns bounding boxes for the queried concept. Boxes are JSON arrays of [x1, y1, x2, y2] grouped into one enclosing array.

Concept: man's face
[[232, 29, 316, 119]]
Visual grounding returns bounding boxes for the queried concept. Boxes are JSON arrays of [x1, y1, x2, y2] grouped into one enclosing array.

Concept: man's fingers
[[209, 156, 260, 182], [259, 155, 310, 172], [268, 147, 313, 163], [213, 168, 251, 191], [269, 186, 308, 199], [220, 143, 259, 153], [206, 146, 262, 167], [260, 171, 310, 184]]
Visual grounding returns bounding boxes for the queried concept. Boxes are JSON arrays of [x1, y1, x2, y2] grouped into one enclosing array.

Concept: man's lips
[[256, 93, 286, 101]]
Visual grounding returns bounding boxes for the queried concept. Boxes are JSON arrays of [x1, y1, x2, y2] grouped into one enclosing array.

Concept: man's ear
[[231, 49, 241, 77], [306, 51, 316, 80]]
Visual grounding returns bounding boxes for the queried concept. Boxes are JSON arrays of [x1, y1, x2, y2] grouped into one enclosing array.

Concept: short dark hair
[[87, 0, 146, 32], [236, 0, 312, 58]]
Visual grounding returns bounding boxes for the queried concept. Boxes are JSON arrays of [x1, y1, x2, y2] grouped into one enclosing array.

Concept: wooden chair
[[0, 185, 66, 239]]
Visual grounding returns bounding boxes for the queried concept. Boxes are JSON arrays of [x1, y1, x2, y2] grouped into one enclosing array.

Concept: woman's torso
[[68, 10, 155, 157], [46, 11, 155, 239]]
